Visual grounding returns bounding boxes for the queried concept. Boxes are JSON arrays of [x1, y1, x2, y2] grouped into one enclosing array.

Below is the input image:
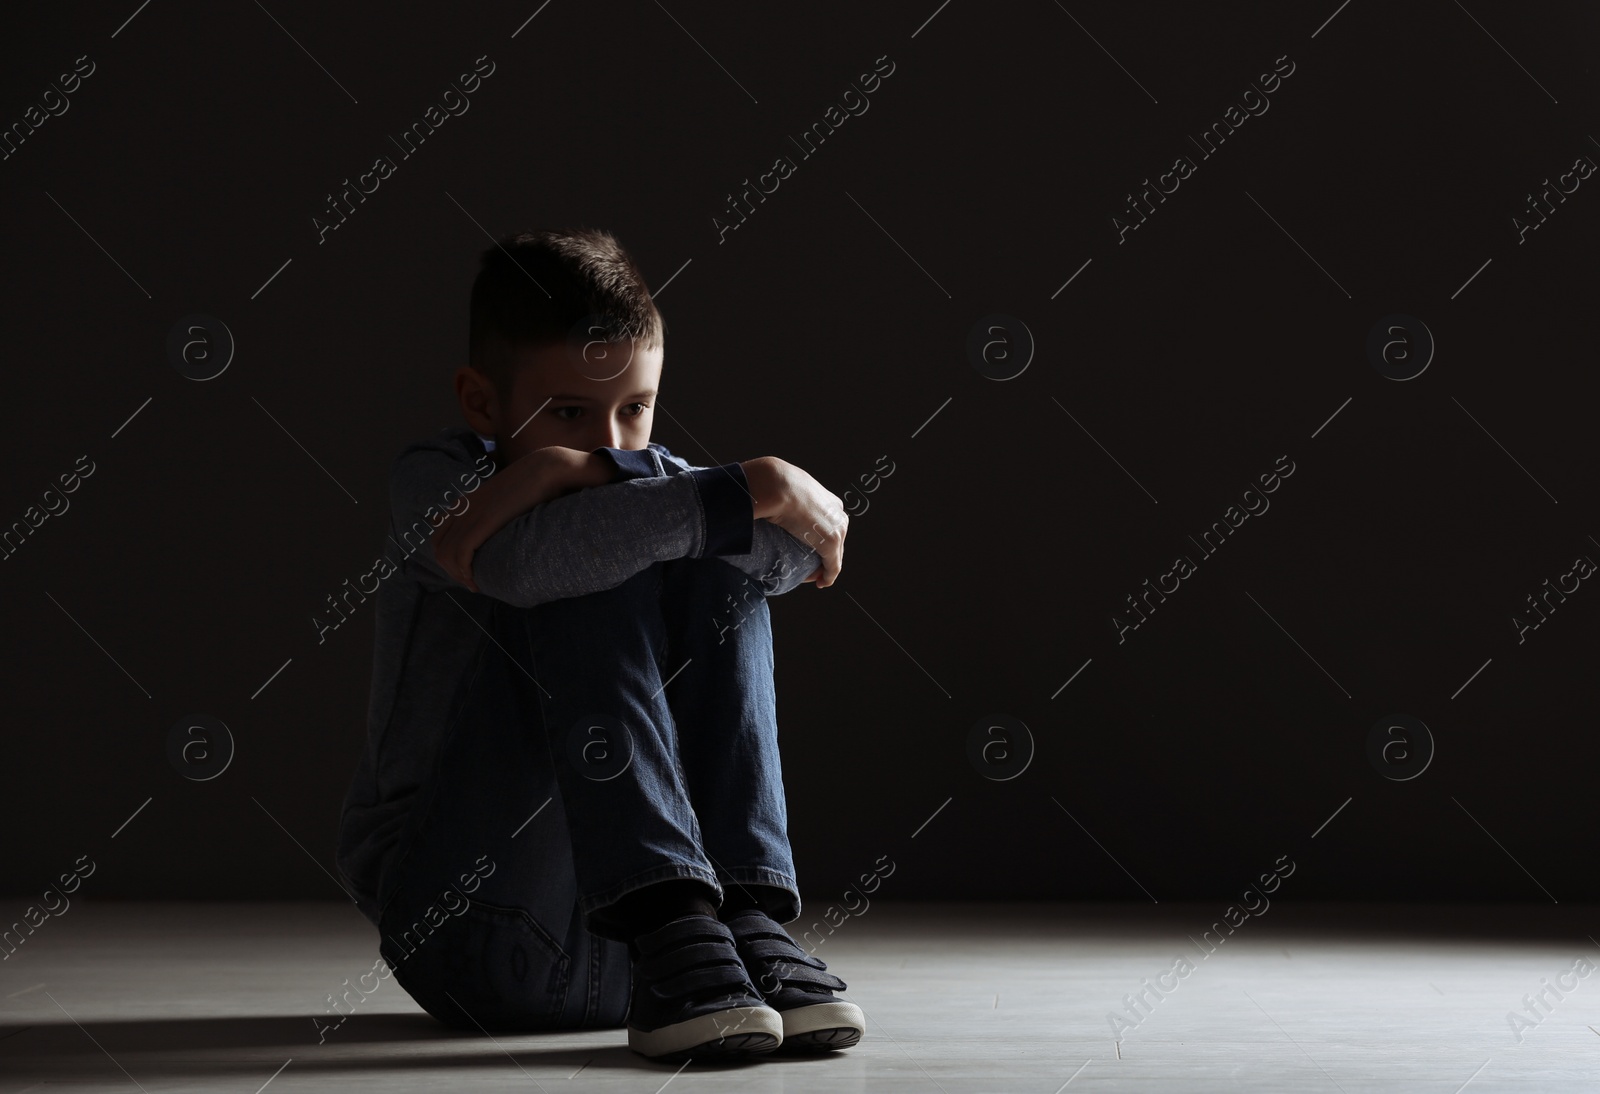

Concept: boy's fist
[[741, 456, 848, 587]]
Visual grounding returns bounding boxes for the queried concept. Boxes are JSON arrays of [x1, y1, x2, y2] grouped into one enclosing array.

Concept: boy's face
[[459, 338, 662, 467]]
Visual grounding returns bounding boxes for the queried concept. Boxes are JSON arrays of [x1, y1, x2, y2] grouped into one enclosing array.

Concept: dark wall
[[2, 1, 1596, 913]]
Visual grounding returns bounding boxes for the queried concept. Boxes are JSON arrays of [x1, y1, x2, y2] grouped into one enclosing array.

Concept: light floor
[[2, 900, 1597, 1092]]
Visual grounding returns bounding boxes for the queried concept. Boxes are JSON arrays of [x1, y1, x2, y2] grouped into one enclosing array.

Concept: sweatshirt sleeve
[[648, 444, 821, 598], [387, 432, 774, 609]]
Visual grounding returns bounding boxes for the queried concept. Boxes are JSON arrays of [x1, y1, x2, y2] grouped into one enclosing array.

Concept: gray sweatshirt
[[334, 425, 821, 926]]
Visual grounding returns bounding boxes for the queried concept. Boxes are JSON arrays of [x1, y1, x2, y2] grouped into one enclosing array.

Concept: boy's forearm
[[653, 450, 820, 596], [726, 518, 822, 596], [392, 434, 813, 607], [478, 447, 613, 523], [469, 453, 755, 607], [518, 451, 817, 598]]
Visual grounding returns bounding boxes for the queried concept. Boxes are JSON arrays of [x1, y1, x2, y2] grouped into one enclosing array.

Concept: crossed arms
[[390, 434, 848, 609]]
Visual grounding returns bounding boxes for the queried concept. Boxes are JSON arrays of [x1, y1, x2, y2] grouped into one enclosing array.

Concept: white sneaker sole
[[778, 1000, 865, 1050], [628, 1003, 784, 1060]]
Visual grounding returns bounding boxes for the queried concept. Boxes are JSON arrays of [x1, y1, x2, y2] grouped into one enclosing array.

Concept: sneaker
[[722, 910, 865, 1051], [625, 913, 784, 1061]]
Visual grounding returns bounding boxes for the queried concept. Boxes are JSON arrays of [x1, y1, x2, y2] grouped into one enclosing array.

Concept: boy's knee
[[495, 564, 666, 628], [661, 556, 754, 597]]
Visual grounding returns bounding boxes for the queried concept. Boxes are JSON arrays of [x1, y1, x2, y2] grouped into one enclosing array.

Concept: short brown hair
[[467, 227, 664, 402]]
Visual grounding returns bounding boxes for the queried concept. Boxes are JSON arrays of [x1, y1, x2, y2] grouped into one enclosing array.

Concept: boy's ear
[[454, 365, 498, 437]]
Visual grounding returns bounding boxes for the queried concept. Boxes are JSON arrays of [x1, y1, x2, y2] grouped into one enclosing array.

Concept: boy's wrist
[[534, 446, 614, 495], [560, 448, 613, 490], [581, 450, 615, 489], [483, 446, 604, 516], [741, 456, 787, 522]]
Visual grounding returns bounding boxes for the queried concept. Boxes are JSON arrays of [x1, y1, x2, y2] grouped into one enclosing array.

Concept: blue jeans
[[372, 556, 801, 1031]]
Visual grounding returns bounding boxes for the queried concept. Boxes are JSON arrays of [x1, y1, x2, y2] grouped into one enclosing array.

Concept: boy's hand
[[432, 446, 610, 592], [741, 456, 849, 587]]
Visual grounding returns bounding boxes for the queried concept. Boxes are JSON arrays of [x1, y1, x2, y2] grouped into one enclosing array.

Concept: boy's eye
[[551, 403, 650, 421]]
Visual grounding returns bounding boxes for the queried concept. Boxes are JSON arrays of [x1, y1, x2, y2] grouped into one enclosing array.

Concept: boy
[[334, 228, 865, 1061]]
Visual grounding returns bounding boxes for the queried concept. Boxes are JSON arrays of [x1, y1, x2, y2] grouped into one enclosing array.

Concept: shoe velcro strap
[[725, 921, 814, 953], [723, 911, 789, 935], [637, 940, 737, 977], [648, 960, 752, 1001], [755, 959, 847, 993], [740, 937, 830, 969], [635, 918, 734, 952]]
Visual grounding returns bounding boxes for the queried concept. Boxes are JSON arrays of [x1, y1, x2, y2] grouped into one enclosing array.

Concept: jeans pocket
[[385, 898, 573, 1032]]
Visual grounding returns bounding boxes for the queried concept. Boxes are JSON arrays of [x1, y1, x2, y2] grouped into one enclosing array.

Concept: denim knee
[[660, 554, 752, 593], [660, 557, 768, 642]]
